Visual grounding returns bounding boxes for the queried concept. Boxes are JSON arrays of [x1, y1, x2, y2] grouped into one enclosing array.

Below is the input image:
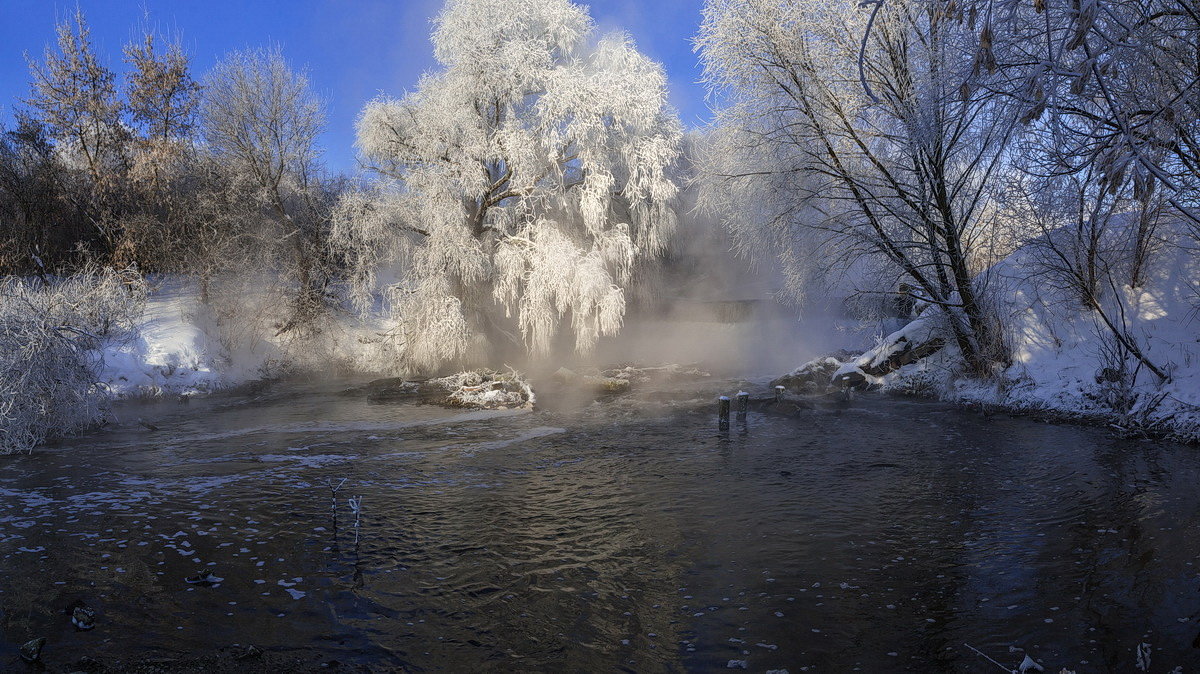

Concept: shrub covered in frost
[[0, 267, 147, 453]]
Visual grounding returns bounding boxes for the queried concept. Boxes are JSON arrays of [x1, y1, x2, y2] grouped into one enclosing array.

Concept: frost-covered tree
[[334, 0, 681, 372], [201, 48, 330, 330], [972, 0, 1192, 382], [112, 28, 204, 266], [982, 0, 1200, 231], [201, 48, 323, 221], [125, 30, 200, 144], [24, 9, 126, 187], [697, 0, 1015, 374], [0, 267, 147, 454]]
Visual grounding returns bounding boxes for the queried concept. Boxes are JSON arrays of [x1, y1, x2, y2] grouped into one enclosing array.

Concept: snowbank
[[830, 228, 1200, 440], [96, 279, 385, 399], [98, 281, 276, 397], [952, 240, 1200, 439]]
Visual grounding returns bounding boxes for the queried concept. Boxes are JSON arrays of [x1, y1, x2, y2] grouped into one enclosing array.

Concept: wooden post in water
[[718, 396, 730, 431], [736, 391, 749, 420]]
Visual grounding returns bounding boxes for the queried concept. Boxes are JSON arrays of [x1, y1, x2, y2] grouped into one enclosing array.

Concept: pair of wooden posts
[[717, 386, 785, 430]]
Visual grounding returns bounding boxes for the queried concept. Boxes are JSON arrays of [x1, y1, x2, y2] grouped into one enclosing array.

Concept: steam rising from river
[[542, 205, 850, 379]]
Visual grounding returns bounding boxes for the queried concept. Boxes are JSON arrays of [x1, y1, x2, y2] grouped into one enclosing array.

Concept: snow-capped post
[[736, 391, 749, 420], [774, 385, 785, 402], [718, 396, 730, 431]]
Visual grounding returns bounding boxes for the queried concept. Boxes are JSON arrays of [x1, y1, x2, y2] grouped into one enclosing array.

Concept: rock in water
[[593, 376, 630, 393], [366, 378, 420, 401], [772, 356, 846, 394], [339, 377, 419, 400], [431, 369, 535, 409], [234, 644, 264, 660], [551, 367, 631, 394], [74, 655, 104, 672], [185, 569, 223, 585], [20, 636, 46, 662], [72, 604, 97, 630]]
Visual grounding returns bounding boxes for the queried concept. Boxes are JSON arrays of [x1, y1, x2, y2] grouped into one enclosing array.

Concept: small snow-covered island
[[2, 0, 1199, 671]]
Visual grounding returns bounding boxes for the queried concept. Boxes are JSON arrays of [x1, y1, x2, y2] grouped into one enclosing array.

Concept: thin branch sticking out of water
[[325, 477, 347, 515], [963, 643, 1013, 672], [348, 495, 363, 545], [324, 477, 347, 555]]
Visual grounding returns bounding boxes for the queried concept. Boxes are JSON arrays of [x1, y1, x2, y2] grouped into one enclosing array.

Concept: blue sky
[[0, 0, 711, 173]]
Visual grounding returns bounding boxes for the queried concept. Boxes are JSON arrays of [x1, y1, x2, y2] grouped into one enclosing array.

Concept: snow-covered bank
[[824, 232, 1200, 441], [98, 284, 244, 397], [97, 281, 302, 398], [96, 279, 394, 399], [953, 240, 1200, 440]]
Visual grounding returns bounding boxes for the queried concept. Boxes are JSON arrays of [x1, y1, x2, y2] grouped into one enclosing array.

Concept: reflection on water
[[1, 378, 1199, 672]]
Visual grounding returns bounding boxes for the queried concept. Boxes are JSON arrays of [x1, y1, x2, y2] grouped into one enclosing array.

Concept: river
[[2, 374, 1199, 672]]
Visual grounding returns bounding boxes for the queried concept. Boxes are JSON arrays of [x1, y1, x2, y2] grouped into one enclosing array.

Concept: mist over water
[[553, 195, 855, 379], [589, 300, 840, 379]]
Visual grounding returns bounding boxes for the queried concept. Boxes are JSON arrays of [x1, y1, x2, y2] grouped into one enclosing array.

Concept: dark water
[[2, 377, 1200, 672]]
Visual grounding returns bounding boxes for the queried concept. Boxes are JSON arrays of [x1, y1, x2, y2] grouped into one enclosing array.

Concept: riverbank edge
[[890, 386, 1200, 445]]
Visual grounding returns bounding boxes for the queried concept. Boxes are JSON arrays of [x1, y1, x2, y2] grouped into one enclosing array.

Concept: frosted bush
[[0, 267, 147, 453]]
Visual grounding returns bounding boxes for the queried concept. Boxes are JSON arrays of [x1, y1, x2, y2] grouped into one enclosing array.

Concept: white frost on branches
[[332, 0, 681, 372], [0, 268, 147, 453], [697, 0, 1016, 374], [493, 222, 629, 353]]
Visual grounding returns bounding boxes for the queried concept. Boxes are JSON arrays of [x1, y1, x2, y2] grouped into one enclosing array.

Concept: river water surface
[[2, 375, 1200, 672]]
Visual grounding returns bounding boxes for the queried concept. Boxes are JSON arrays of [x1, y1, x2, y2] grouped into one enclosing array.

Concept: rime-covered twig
[[323, 477, 347, 553], [348, 495, 363, 545], [963, 643, 1013, 673]]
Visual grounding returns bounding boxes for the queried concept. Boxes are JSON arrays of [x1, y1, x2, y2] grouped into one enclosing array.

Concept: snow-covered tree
[[333, 0, 682, 372], [973, 0, 1192, 383], [201, 48, 324, 221], [697, 0, 1015, 375], [983, 0, 1200, 232]]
